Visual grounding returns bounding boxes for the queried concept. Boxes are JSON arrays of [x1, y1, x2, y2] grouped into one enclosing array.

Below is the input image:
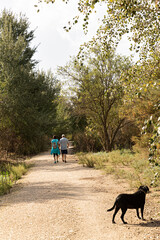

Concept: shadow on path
[[0, 152, 98, 206]]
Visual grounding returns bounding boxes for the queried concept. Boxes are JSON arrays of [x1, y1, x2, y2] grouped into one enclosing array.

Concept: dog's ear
[[145, 186, 149, 193]]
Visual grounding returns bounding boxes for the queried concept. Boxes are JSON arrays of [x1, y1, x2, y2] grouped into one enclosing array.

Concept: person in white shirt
[[59, 134, 69, 163]]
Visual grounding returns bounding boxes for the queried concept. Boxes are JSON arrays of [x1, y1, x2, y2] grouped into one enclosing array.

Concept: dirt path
[[0, 152, 159, 240]]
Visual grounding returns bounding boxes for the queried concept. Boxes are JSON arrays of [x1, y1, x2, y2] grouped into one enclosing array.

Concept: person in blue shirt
[[51, 135, 60, 163]]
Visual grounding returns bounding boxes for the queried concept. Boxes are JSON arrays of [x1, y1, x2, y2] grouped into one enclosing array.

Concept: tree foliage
[[39, 1, 159, 47], [40, 0, 160, 176], [58, 42, 133, 151], [0, 10, 60, 155], [120, 49, 160, 165]]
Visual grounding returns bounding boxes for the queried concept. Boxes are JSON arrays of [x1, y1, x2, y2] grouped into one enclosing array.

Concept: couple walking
[[51, 134, 69, 164]]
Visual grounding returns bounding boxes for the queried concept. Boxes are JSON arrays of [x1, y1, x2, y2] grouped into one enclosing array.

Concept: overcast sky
[[0, 0, 134, 73]]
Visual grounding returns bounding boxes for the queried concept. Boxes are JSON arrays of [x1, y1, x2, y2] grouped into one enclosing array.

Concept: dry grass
[[0, 162, 30, 195], [77, 148, 160, 188]]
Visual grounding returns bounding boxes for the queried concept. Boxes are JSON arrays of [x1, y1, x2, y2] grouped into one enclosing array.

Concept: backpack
[[53, 142, 57, 149]]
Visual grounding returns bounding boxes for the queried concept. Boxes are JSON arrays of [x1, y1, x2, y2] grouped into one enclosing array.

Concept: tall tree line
[[0, 10, 60, 155]]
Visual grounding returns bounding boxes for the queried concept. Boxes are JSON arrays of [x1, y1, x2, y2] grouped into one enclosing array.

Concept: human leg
[[61, 150, 67, 162], [54, 153, 58, 163], [57, 148, 60, 162], [53, 154, 56, 163], [64, 149, 68, 162], [61, 150, 64, 162], [64, 154, 66, 163]]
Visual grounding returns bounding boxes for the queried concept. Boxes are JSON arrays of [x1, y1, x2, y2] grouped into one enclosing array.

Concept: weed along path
[[0, 152, 159, 240]]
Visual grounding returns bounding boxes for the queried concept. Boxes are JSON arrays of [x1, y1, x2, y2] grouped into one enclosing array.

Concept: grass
[[77, 152, 107, 169], [76, 148, 160, 188], [0, 162, 30, 195]]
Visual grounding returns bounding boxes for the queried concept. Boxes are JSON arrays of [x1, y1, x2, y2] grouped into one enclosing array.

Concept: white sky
[[0, 0, 135, 73]]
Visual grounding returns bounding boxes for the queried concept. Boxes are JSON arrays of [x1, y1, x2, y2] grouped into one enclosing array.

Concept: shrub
[[0, 162, 30, 195], [77, 152, 108, 168], [77, 148, 160, 188]]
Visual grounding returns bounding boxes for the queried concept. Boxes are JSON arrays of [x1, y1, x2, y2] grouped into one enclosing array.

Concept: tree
[[0, 10, 60, 154], [39, 1, 159, 43], [121, 53, 160, 164], [58, 41, 132, 151], [52, 95, 71, 138], [40, 0, 160, 97], [41, 0, 160, 165]]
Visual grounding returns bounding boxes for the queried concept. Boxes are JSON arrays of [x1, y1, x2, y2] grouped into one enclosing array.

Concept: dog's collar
[[140, 189, 147, 194]]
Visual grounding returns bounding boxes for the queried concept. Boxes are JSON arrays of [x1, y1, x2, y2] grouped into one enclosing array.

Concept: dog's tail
[[107, 202, 116, 212]]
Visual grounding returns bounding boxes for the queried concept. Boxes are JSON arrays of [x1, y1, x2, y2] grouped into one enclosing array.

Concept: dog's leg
[[121, 208, 127, 224], [136, 208, 141, 219], [140, 205, 146, 220], [112, 206, 120, 224]]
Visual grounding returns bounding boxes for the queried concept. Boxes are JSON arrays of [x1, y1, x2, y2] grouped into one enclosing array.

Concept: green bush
[[0, 162, 30, 195]]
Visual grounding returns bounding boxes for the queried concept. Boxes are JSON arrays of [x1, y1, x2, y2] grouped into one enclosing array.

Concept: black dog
[[107, 185, 149, 224]]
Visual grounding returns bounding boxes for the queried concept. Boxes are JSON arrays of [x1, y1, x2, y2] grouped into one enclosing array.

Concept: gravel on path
[[0, 152, 159, 240]]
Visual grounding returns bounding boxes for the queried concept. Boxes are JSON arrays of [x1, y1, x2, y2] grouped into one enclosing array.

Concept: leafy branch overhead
[[37, 1, 160, 53]]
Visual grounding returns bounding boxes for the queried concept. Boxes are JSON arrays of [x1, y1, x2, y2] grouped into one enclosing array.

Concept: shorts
[[61, 149, 68, 154]]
